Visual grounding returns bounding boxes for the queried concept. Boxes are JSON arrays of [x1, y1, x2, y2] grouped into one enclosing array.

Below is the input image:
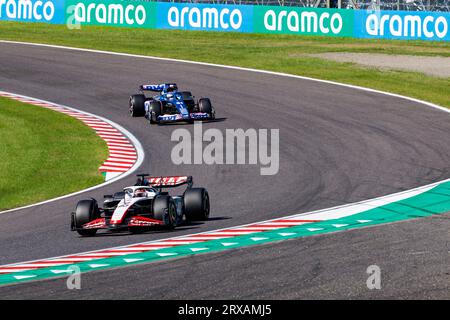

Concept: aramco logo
[[0, 0, 55, 21]]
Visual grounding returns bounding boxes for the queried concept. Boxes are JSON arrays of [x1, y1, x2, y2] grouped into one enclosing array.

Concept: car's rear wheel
[[184, 188, 210, 222], [129, 94, 146, 117], [149, 100, 162, 124], [74, 199, 100, 236], [153, 195, 177, 229]]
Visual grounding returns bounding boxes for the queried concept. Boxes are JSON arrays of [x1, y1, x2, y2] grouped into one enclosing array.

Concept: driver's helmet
[[134, 188, 147, 198], [166, 84, 178, 93]]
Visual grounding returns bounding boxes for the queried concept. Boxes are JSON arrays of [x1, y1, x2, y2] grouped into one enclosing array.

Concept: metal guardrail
[[148, 0, 450, 11]]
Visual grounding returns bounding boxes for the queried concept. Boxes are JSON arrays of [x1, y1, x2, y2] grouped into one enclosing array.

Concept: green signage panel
[[65, 0, 156, 28], [253, 6, 354, 37]]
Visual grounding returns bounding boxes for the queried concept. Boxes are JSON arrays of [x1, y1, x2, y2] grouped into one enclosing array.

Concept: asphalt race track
[[0, 42, 449, 299]]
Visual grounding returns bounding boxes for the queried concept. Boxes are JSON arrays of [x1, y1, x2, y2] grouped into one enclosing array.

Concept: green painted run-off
[[1, 180, 449, 286]]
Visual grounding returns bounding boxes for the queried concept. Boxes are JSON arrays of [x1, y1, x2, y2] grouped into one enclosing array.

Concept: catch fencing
[[148, 0, 450, 11]]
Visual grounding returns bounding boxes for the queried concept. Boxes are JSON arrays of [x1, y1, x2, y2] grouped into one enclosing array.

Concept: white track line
[[1, 177, 448, 273], [0, 39, 448, 116]]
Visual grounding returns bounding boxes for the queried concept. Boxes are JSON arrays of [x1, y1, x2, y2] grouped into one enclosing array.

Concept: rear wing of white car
[[136, 174, 193, 188]]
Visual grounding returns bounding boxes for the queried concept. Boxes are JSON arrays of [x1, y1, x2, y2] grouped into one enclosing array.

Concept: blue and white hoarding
[[0, 0, 65, 24], [354, 10, 450, 41], [156, 2, 254, 33]]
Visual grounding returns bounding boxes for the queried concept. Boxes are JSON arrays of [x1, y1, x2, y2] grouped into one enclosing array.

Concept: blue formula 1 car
[[129, 83, 216, 124]]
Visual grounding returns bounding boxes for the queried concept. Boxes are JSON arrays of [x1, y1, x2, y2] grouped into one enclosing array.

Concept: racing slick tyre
[[184, 188, 210, 222], [153, 195, 177, 229], [149, 100, 162, 124], [198, 98, 215, 119], [129, 94, 146, 117], [74, 199, 100, 236]]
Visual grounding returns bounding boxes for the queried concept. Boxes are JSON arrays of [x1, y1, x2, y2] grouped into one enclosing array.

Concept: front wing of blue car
[[157, 112, 213, 122]]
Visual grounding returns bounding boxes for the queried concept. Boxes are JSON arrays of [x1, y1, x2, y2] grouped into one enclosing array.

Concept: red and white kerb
[[0, 217, 321, 274], [0, 92, 137, 180]]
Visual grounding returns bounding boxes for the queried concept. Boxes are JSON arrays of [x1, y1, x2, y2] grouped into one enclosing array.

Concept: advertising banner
[[1, 0, 448, 42], [354, 10, 450, 41], [253, 6, 354, 37], [0, 0, 65, 24], [65, 0, 156, 28], [156, 2, 253, 33]]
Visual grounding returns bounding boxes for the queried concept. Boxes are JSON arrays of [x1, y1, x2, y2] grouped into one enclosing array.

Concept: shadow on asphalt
[[157, 117, 227, 126]]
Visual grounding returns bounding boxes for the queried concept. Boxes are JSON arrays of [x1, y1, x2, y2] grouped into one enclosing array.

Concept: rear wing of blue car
[[140, 83, 178, 92], [140, 84, 164, 92]]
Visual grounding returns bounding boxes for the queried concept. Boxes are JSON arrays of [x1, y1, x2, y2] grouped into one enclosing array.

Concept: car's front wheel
[[184, 188, 210, 222], [129, 94, 146, 117], [153, 195, 177, 229], [73, 199, 100, 236], [198, 98, 215, 119], [149, 100, 162, 124]]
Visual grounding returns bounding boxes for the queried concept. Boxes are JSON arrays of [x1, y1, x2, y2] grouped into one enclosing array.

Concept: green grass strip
[[0, 22, 449, 108], [0, 96, 108, 210], [1, 180, 449, 286]]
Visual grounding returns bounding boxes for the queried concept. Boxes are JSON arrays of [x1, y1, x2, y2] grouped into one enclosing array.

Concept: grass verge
[[0, 96, 108, 210], [0, 22, 449, 108]]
